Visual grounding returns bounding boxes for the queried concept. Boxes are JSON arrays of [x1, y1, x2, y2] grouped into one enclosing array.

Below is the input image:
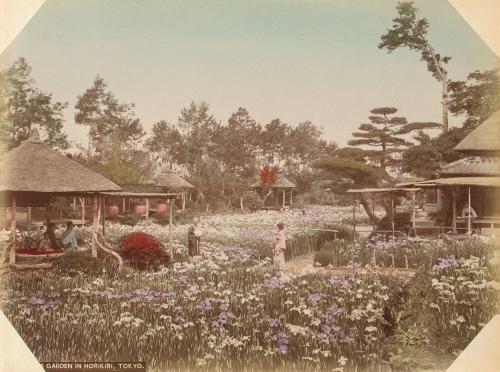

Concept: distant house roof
[[0, 137, 120, 193], [154, 170, 195, 189], [454, 109, 500, 154], [399, 177, 500, 188], [251, 175, 297, 189], [440, 156, 500, 177]]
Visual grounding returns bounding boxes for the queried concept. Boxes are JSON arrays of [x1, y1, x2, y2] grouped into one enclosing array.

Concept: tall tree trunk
[[359, 195, 380, 225], [240, 196, 244, 210], [441, 77, 449, 132]]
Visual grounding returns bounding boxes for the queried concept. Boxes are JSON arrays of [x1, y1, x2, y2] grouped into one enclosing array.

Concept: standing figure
[[187, 218, 201, 259], [274, 222, 287, 269]]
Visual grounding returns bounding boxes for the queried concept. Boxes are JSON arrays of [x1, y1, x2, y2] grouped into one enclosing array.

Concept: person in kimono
[[273, 222, 287, 269], [60, 221, 78, 251], [187, 218, 201, 258]]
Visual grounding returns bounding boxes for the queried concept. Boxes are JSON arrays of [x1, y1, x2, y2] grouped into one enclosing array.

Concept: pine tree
[[348, 107, 439, 171]]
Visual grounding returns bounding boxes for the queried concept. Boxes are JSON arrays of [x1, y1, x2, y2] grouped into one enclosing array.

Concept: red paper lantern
[[134, 204, 146, 215], [155, 203, 168, 214], [106, 205, 119, 218]]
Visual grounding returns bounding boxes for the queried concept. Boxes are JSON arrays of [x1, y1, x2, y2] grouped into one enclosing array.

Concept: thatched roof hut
[[454, 109, 500, 155], [154, 170, 195, 190], [0, 137, 121, 265], [0, 138, 120, 194], [251, 175, 297, 189]]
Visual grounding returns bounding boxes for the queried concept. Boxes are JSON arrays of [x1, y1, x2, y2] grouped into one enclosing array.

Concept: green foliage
[[402, 127, 470, 177], [379, 2, 451, 131], [449, 69, 500, 128], [242, 192, 262, 211], [0, 58, 68, 150], [348, 106, 438, 170], [312, 156, 390, 186], [379, 2, 450, 82], [74, 75, 145, 156], [120, 213, 140, 226]]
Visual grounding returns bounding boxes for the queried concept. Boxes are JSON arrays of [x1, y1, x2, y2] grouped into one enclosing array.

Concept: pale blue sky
[[0, 0, 498, 148]]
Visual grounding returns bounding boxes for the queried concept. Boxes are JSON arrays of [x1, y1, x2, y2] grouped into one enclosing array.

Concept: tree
[[379, 2, 451, 131], [287, 121, 324, 168], [259, 119, 291, 167], [75, 76, 145, 158], [177, 101, 219, 169], [312, 156, 390, 224], [401, 130, 439, 178], [449, 69, 500, 128], [91, 145, 153, 186], [0, 58, 68, 150], [145, 120, 184, 170], [211, 107, 262, 208], [348, 106, 439, 171], [402, 127, 470, 178]]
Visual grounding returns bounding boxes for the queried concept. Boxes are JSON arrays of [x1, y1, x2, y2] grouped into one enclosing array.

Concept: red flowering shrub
[[118, 232, 171, 270]]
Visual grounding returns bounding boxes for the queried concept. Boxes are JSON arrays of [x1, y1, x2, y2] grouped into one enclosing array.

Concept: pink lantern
[[155, 203, 168, 214], [106, 205, 119, 218], [134, 204, 146, 215]]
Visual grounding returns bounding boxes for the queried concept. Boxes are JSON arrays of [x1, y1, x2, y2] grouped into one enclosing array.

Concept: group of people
[[36, 221, 78, 252], [187, 217, 288, 269]]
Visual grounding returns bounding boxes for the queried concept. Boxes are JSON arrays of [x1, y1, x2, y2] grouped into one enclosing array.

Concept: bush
[[152, 212, 170, 226], [118, 232, 171, 270], [377, 212, 411, 233], [120, 213, 140, 226], [242, 192, 262, 212], [314, 239, 357, 267]]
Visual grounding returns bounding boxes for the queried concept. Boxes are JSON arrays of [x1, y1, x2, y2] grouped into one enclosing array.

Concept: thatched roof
[[154, 170, 195, 189], [401, 177, 500, 188], [0, 138, 120, 193], [251, 175, 297, 189], [440, 156, 500, 177], [454, 110, 500, 154]]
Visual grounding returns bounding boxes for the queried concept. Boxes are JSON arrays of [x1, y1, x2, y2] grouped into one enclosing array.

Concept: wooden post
[[452, 188, 457, 234], [9, 195, 16, 264], [290, 190, 293, 206], [405, 254, 408, 269], [391, 197, 395, 237], [101, 197, 106, 238], [169, 199, 174, 258], [412, 191, 416, 230], [352, 195, 356, 240], [122, 198, 126, 214], [92, 195, 98, 258], [371, 194, 375, 230], [282, 189, 285, 207], [27, 207, 32, 226], [391, 254, 395, 268], [79, 197, 85, 222], [182, 191, 186, 211], [467, 186, 471, 235], [145, 198, 150, 219]]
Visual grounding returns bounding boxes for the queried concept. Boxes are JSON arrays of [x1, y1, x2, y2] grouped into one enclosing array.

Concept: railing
[[93, 231, 123, 270]]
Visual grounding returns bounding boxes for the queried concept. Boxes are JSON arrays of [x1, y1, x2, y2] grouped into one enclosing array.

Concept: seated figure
[[60, 221, 78, 251], [37, 223, 61, 252]]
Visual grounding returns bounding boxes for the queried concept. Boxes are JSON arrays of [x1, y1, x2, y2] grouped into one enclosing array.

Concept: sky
[[0, 0, 498, 149]]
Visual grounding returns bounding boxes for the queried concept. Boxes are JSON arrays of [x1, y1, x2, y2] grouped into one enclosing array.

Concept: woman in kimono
[[187, 218, 201, 259], [273, 222, 287, 269]]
